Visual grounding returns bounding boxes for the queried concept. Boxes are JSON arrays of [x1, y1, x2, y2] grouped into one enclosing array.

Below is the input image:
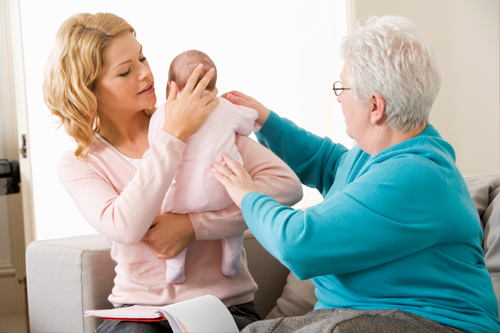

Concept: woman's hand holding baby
[[162, 64, 219, 141], [221, 90, 271, 127], [211, 153, 261, 208], [141, 213, 195, 259]]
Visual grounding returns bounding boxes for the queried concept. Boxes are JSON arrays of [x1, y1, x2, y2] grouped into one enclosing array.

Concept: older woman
[[213, 16, 500, 333], [43, 12, 302, 333]]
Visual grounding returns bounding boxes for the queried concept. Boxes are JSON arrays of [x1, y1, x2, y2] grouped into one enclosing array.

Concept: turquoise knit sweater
[[242, 111, 500, 333]]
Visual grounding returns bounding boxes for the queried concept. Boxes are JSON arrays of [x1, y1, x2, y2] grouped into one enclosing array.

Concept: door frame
[[0, 0, 36, 317], [0, 0, 36, 247]]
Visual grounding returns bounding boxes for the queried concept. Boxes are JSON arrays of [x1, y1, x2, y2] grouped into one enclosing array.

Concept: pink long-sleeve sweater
[[57, 129, 302, 307]]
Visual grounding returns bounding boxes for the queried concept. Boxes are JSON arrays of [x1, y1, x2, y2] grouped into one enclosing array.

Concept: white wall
[[352, 0, 500, 176], [293, 0, 351, 207]]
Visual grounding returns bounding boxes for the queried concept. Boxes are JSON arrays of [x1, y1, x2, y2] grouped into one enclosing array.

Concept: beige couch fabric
[[265, 272, 316, 319], [465, 174, 500, 307]]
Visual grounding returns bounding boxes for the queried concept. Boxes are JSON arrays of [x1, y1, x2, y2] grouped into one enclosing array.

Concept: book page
[[155, 295, 238, 333], [158, 312, 184, 332], [85, 295, 238, 332], [85, 305, 164, 320]]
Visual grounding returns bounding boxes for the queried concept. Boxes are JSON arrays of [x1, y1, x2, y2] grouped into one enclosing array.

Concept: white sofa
[[26, 174, 500, 333]]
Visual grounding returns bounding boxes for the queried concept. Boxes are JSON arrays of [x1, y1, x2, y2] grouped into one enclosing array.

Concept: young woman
[[43, 12, 302, 333]]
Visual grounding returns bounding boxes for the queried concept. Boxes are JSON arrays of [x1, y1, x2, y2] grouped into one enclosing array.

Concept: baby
[[148, 50, 258, 283]]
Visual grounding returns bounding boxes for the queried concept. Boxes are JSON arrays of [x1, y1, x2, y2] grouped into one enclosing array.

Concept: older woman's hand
[[211, 153, 261, 208], [141, 213, 195, 259], [162, 64, 219, 141], [221, 91, 271, 127]]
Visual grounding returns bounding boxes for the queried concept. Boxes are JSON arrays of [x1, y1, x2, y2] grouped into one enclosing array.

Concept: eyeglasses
[[332, 81, 350, 96]]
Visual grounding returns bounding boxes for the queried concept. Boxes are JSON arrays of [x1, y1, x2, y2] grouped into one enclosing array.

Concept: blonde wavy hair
[[43, 12, 155, 158]]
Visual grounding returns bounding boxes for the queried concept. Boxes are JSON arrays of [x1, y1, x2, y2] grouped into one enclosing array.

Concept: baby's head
[[167, 50, 217, 95]]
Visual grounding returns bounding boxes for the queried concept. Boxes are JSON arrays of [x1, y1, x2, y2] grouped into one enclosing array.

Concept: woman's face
[[337, 63, 370, 140], [93, 32, 156, 118]]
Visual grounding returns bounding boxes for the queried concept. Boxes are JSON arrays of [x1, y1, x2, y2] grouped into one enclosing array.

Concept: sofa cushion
[[465, 174, 500, 308], [266, 174, 500, 320], [265, 272, 316, 319], [483, 192, 500, 306], [464, 174, 500, 221], [243, 230, 290, 318]]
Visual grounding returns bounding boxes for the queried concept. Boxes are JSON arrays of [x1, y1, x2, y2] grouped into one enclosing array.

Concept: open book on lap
[[85, 305, 166, 322], [84, 295, 239, 333]]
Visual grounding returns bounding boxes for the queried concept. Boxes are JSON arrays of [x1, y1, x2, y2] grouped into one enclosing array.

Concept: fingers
[[211, 154, 247, 181], [149, 216, 159, 229], [141, 236, 153, 250], [192, 67, 216, 96], [225, 93, 247, 107], [201, 87, 219, 105], [211, 154, 260, 208], [166, 81, 171, 99], [223, 92, 255, 110], [205, 96, 220, 114], [211, 159, 234, 178], [222, 153, 246, 177], [223, 92, 270, 126], [211, 169, 231, 187], [221, 90, 243, 99], [166, 81, 178, 104], [182, 64, 204, 94], [224, 90, 247, 99], [156, 252, 169, 260]]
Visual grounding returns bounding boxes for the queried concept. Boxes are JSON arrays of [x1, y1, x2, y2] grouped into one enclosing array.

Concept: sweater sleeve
[[241, 155, 451, 280], [57, 130, 185, 245], [256, 111, 349, 197], [189, 135, 303, 240]]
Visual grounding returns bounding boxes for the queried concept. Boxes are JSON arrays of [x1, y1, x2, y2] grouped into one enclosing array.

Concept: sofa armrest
[[26, 231, 289, 332], [26, 234, 114, 333]]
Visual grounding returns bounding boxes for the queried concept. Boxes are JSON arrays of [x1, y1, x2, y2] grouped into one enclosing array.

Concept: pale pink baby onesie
[[148, 96, 258, 283]]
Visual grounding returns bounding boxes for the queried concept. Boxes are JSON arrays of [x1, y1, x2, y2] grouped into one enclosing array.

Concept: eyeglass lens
[[333, 81, 343, 96]]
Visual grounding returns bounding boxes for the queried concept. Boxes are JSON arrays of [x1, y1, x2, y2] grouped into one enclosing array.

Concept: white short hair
[[340, 16, 443, 131]]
